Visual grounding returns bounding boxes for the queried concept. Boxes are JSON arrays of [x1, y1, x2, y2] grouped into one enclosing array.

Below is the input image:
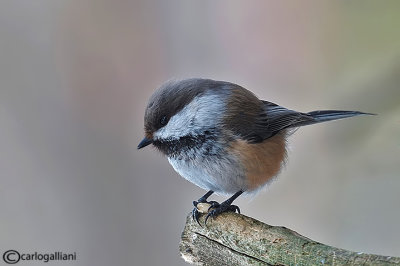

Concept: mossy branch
[[180, 210, 400, 265]]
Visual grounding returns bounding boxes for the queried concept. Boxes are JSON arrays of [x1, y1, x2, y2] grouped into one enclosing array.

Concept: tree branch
[[180, 209, 400, 265]]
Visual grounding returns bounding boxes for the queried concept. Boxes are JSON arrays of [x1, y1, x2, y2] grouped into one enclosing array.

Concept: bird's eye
[[160, 115, 169, 126]]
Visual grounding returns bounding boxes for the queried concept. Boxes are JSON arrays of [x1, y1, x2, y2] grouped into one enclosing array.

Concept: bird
[[137, 78, 372, 224]]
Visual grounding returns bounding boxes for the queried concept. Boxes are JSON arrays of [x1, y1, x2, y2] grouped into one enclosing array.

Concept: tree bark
[[180, 210, 400, 265]]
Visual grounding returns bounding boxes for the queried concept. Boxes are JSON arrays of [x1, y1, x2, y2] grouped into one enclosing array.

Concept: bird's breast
[[157, 132, 248, 194], [155, 130, 287, 194]]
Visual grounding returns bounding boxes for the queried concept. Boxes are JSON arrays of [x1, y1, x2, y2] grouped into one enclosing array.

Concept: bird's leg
[[205, 190, 243, 225], [192, 190, 215, 225], [193, 190, 214, 205]]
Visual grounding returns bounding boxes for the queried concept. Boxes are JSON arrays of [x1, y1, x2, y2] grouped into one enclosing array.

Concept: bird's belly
[[167, 154, 247, 195]]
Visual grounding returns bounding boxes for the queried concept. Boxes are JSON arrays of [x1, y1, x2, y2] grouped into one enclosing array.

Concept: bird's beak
[[137, 137, 153, 149]]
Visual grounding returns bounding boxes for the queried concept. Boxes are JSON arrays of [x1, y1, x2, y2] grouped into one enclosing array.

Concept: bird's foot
[[192, 200, 219, 226], [204, 201, 240, 225], [192, 190, 243, 226]]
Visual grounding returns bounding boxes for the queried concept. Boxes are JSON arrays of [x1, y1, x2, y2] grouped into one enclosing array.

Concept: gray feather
[[244, 101, 375, 142]]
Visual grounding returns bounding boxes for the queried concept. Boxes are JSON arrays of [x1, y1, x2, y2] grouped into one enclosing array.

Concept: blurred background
[[1, 1, 399, 265]]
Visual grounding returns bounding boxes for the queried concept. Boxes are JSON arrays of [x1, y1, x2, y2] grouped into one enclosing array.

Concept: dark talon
[[192, 190, 243, 226], [192, 200, 220, 226], [204, 212, 212, 225], [204, 203, 241, 225], [192, 201, 203, 226], [192, 207, 202, 226], [233, 205, 240, 214], [192, 190, 215, 226], [204, 190, 243, 225], [207, 201, 220, 211]]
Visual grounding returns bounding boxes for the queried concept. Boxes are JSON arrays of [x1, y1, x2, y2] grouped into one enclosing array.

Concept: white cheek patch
[[154, 92, 226, 140]]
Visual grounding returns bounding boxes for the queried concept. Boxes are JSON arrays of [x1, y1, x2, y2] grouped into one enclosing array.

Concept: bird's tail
[[293, 110, 375, 127]]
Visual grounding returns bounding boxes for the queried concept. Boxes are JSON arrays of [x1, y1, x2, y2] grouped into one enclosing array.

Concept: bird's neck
[[152, 130, 218, 159]]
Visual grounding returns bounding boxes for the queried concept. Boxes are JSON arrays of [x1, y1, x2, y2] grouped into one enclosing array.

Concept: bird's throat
[[152, 130, 218, 159]]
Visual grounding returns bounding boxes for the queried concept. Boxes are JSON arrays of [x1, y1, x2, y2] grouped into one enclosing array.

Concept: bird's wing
[[239, 101, 371, 143], [236, 101, 314, 143], [259, 101, 314, 134]]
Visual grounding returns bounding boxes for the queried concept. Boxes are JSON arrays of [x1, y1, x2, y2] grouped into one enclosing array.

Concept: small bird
[[138, 78, 372, 224]]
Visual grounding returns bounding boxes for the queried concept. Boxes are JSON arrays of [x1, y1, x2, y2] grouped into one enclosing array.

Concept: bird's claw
[[207, 201, 220, 211], [204, 202, 240, 225], [192, 200, 219, 226], [192, 201, 230, 226], [192, 207, 201, 225], [192, 192, 241, 226]]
